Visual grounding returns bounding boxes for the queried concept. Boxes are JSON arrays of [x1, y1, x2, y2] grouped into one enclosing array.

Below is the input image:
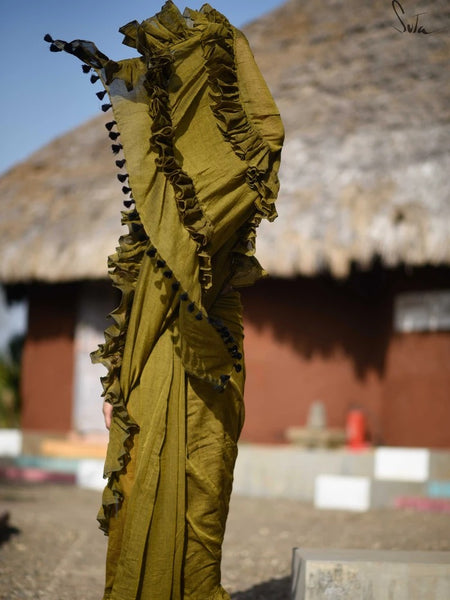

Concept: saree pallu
[[47, 2, 283, 598]]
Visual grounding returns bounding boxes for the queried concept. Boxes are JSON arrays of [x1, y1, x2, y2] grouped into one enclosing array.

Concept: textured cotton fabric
[[48, 2, 283, 599]]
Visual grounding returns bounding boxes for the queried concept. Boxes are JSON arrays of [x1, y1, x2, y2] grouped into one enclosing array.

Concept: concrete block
[[375, 447, 429, 482], [76, 459, 105, 490], [430, 451, 450, 480], [371, 480, 427, 509], [314, 475, 371, 512], [292, 548, 450, 600], [0, 429, 22, 457], [234, 445, 374, 502]]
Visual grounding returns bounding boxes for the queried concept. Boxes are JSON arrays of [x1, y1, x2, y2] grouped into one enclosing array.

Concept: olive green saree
[[47, 2, 283, 598]]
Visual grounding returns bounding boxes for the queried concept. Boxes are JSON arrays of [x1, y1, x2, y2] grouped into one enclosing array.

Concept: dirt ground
[[1, 482, 449, 600]]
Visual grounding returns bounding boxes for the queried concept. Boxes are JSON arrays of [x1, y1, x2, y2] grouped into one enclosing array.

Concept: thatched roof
[[1, 0, 449, 283]]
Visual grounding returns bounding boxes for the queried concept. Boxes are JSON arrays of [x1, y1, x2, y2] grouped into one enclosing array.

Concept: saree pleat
[[47, 3, 283, 598]]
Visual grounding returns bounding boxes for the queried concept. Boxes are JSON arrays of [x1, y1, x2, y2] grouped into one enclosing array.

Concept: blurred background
[[0, 0, 449, 464], [0, 2, 450, 598]]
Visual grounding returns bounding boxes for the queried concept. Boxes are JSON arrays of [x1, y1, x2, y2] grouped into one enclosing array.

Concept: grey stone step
[[291, 549, 450, 600]]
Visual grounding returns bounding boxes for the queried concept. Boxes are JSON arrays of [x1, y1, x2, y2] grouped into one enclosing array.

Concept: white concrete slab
[[76, 459, 105, 490], [375, 447, 430, 482], [0, 428, 22, 456], [314, 475, 371, 512]]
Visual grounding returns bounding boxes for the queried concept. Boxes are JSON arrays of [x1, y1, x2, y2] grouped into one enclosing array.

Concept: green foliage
[[0, 335, 24, 428]]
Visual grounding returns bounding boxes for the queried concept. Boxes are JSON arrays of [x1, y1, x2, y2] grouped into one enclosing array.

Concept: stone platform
[[291, 549, 450, 600]]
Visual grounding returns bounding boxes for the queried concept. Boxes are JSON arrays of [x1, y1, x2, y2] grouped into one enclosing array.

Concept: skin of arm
[[103, 401, 113, 430]]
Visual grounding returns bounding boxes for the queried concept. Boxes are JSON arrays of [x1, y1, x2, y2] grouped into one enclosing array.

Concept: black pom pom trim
[[44, 34, 54, 43], [147, 248, 157, 258], [163, 270, 173, 278], [101, 104, 112, 112], [121, 185, 131, 194], [115, 159, 126, 168], [234, 364, 242, 373], [172, 282, 180, 291], [82, 65, 91, 74], [187, 303, 195, 313], [96, 90, 107, 100], [117, 173, 128, 183], [180, 293, 188, 301], [195, 312, 203, 321], [49, 43, 62, 52], [220, 374, 230, 383], [109, 131, 120, 141], [111, 144, 123, 154], [156, 259, 166, 268], [123, 200, 134, 208], [105, 121, 116, 131], [90, 74, 100, 83]]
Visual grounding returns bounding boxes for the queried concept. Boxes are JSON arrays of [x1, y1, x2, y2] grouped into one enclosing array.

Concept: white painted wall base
[[375, 447, 430, 482], [0, 429, 22, 456], [76, 459, 105, 490], [314, 475, 371, 512]]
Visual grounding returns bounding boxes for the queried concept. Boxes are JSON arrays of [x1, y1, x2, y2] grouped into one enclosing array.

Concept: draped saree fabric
[[47, 2, 283, 599]]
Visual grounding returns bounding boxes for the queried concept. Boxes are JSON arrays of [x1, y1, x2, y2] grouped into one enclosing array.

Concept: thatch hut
[[1, 0, 449, 446]]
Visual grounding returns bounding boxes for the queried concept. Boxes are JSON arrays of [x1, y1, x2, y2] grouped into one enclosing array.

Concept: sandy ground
[[1, 482, 450, 600]]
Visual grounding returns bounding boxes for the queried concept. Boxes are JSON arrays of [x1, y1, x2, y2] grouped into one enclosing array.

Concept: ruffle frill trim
[[196, 5, 281, 261], [91, 209, 149, 533], [119, 10, 215, 291]]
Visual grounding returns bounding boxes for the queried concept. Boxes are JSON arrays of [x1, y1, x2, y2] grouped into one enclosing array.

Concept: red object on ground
[[395, 497, 450, 514], [346, 409, 367, 449]]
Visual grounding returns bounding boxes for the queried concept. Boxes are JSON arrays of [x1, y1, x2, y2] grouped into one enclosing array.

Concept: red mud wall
[[240, 273, 450, 448], [21, 284, 77, 432], [382, 333, 450, 447]]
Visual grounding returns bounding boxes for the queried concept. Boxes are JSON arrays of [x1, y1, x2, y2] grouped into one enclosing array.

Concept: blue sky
[[0, 0, 285, 175]]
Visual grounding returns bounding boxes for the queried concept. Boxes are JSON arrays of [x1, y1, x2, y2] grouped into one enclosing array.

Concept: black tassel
[[101, 104, 112, 112], [123, 200, 134, 208], [82, 65, 91, 73], [90, 74, 100, 83], [117, 173, 128, 183], [109, 131, 120, 141], [111, 144, 123, 154], [122, 185, 131, 194], [96, 90, 107, 100], [44, 34, 54, 43], [105, 121, 116, 131], [115, 159, 126, 168]]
